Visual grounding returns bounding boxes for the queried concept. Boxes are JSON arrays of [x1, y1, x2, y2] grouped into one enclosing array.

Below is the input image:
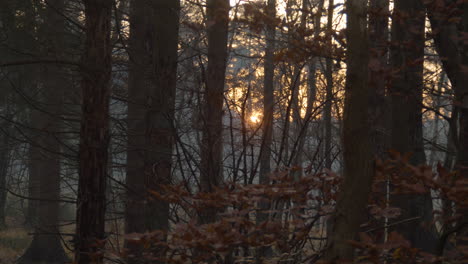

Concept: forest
[[0, 0, 467, 263]]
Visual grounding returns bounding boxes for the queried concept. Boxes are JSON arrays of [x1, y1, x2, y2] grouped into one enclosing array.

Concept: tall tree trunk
[[2, 0, 42, 228], [323, 0, 334, 170], [256, 0, 276, 261], [368, 0, 389, 159], [368, 0, 389, 243], [18, 1, 69, 262], [0, 1, 15, 230], [324, 0, 373, 260], [199, 0, 229, 224], [75, 1, 112, 263], [19, 93, 68, 264], [0, 119, 11, 229], [125, 0, 179, 262], [0, 150, 8, 230], [26, 138, 40, 228], [389, 0, 438, 253]]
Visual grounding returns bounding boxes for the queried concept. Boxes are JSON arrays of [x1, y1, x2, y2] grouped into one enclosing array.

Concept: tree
[[125, 0, 180, 262], [0, 0, 41, 228], [0, 120, 10, 230], [368, 0, 389, 158], [74, 0, 112, 263], [199, 0, 230, 224], [389, 0, 437, 252], [259, 0, 276, 189], [17, 1, 70, 262], [368, 0, 389, 244], [257, 0, 276, 261], [0, 0, 15, 230], [323, 0, 334, 170], [324, 0, 373, 260]]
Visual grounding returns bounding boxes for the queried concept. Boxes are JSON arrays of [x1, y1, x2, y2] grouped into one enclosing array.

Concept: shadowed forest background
[[0, 0, 467, 263]]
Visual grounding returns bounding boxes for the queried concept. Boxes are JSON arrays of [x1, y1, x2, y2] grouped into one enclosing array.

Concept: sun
[[249, 112, 262, 124]]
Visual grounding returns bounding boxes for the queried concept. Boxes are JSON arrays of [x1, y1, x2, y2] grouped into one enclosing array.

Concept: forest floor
[[0, 216, 31, 263], [0, 215, 125, 263], [0, 216, 75, 263], [0, 224, 29, 263]]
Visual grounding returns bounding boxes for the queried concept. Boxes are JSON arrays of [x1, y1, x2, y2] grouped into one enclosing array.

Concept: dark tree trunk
[[0, 4, 15, 228], [368, 0, 389, 244], [324, 0, 373, 260], [0, 122, 11, 229], [199, 0, 229, 224], [125, 0, 180, 262], [74, 1, 112, 263], [26, 139, 40, 227], [18, 1, 69, 261], [125, 0, 148, 240], [2, 0, 42, 229], [20, 97, 68, 264], [389, 0, 438, 253], [368, 0, 389, 158], [256, 0, 276, 261], [323, 0, 334, 170], [19, 106, 68, 264]]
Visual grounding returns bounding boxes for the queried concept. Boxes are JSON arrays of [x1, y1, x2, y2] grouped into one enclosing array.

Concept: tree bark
[[0, 1, 15, 230], [199, 0, 229, 224], [75, 1, 112, 263], [324, 0, 373, 260], [323, 0, 334, 170], [259, 0, 276, 193], [368, 0, 389, 244], [18, 1, 70, 262], [256, 0, 276, 261], [389, 0, 438, 253], [368, 0, 389, 159], [0, 132, 9, 229], [19, 100, 68, 264], [125, 0, 180, 262]]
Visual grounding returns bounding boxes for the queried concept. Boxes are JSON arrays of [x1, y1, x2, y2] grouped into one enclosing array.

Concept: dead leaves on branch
[[120, 171, 338, 263], [347, 231, 443, 264], [118, 154, 468, 263], [377, 151, 468, 210]]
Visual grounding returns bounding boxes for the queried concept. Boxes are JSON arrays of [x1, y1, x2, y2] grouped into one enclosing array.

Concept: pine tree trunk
[[19, 97, 68, 264], [18, 1, 69, 261], [125, 0, 179, 262], [75, 1, 112, 263]]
